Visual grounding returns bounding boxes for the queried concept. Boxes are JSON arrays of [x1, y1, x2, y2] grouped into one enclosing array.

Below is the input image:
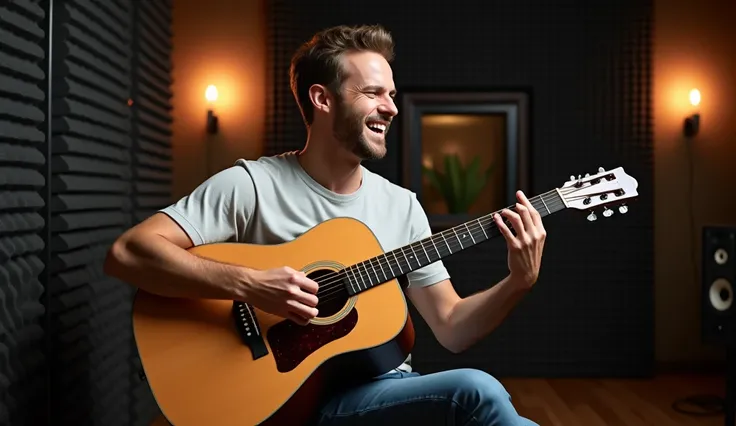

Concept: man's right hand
[[242, 266, 320, 325]]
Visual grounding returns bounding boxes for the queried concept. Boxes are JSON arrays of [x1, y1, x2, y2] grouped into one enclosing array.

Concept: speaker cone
[[709, 278, 733, 311], [715, 248, 729, 265]]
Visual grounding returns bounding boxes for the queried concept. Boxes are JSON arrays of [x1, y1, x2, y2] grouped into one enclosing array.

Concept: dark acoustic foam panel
[[266, 0, 654, 377], [265, 0, 310, 157], [1, 0, 173, 423], [49, 0, 136, 424], [131, 0, 173, 223], [0, 1, 49, 425], [129, 0, 173, 423]]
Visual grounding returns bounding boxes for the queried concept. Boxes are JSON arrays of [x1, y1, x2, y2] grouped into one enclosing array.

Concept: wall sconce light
[[205, 84, 219, 134], [683, 88, 700, 137]]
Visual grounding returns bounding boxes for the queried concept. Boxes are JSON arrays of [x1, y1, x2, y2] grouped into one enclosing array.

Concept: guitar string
[[307, 186, 593, 305], [310, 192, 568, 305], [310, 182, 625, 306], [311, 186, 613, 306], [311, 186, 591, 302]]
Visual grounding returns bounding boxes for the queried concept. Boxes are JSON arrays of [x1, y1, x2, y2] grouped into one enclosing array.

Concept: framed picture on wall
[[400, 90, 531, 230]]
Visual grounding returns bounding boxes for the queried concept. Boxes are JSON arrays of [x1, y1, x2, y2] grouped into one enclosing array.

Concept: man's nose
[[378, 98, 398, 117]]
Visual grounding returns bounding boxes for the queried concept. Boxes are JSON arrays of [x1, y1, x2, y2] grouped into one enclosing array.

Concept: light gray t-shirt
[[160, 151, 450, 373]]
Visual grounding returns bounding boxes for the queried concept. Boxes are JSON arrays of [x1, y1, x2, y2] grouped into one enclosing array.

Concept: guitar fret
[[477, 218, 488, 239], [401, 247, 412, 269], [440, 232, 452, 253], [382, 255, 394, 276], [355, 264, 367, 289], [346, 267, 358, 293], [399, 247, 411, 270], [429, 236, 441, 260], [452, 228, 464, 249], [392, 251, 403, 274], [350, 265, 359, 290], [408, 244, 418, 268], [418, 241, 430, 264], [369, 261, 380, 283], [357, 263, 366, 288], [540, 194, 550, 214], [464, 223, 476, 244], [376, 258, 388, 281]]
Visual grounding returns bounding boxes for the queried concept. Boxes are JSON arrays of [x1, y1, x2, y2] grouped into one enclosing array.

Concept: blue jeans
[[316, 368, 538, 425]]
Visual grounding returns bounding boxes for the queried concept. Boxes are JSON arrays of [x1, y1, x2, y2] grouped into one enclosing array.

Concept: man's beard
[[332, 98, 388, 161]]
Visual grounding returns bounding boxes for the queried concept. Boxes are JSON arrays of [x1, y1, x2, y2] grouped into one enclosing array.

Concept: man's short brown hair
[[290, 24, 395, 126]]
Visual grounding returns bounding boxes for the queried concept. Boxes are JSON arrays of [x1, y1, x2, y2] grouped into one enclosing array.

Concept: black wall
[[1, 0, 171, 424], [266, 0, 655, 377]]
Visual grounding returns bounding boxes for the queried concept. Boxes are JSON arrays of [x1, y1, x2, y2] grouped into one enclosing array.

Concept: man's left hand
[[494, 190, 547, 290]]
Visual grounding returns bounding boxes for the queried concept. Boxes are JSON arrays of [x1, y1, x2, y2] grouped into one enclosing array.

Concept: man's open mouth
[[366, 122, 387, 134]]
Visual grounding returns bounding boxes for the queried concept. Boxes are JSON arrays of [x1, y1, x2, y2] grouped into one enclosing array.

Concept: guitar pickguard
[[267, 308, 358, 373]]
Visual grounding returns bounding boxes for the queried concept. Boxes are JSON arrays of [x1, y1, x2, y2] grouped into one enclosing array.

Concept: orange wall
[[654, 0, 736, 366], [170, 0, 736, 367], [171, 0, 267, 199]]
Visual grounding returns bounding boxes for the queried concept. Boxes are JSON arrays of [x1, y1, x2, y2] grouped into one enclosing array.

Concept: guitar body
[[132, 217, 415, 426]]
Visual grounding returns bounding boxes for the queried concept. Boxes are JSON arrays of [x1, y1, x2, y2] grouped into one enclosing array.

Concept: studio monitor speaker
[[702, 226, 736, 346]]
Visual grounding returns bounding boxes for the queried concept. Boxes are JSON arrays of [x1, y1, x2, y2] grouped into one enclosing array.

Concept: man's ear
[[308, 84, 332, 115]]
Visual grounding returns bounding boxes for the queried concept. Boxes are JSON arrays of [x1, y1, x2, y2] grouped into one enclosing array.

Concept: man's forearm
[[104, 234, 252, 300], [444, 275, 530, 353]]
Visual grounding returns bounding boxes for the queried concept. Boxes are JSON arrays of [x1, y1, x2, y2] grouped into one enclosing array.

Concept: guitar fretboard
[[342, 189, 566, 295]]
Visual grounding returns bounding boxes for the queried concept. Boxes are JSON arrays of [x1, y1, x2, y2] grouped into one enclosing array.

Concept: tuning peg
[[587, 211, 597, 222], [584, 173, 590, 177], [598, 167, 605, 173], [603, 207, 613, 217], [618, 204, 628, 214], [570, 175, 575, 181]]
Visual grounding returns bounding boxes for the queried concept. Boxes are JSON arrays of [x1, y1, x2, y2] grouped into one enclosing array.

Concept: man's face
[[330, 51, 398, 161]]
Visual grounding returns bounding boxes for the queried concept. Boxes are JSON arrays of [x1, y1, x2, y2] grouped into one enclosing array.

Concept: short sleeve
[[405, 193, 451, 288], [159, 165, 256, 246]]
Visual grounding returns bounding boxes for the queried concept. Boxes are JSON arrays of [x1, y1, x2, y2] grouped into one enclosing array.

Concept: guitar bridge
[[232, 301, 268, 359]]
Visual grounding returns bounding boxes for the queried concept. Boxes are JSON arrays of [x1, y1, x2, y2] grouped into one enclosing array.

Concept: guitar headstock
[[559, 166, 639, 221]]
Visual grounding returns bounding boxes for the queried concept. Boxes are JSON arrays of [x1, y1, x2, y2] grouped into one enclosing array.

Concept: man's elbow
[[103, 236, 129, 279], [434, 325, 467, 354], [440, 337, 467, 355], [441, 341, 463, 354]]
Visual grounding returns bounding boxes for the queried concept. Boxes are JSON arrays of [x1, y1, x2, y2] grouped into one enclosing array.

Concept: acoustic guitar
[[132, 166, 639, 425]]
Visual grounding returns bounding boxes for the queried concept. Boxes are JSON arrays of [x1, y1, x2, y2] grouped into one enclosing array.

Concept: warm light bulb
[[689, 88, 701, 107], [205, 85, 218, 102]]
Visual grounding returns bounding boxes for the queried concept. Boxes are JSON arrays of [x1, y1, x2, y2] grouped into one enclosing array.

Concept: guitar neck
[[343, 188, 567, 296]]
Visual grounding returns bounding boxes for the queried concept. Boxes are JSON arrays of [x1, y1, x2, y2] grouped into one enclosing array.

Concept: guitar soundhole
[[309, 268, 350, 318], [265, 268, 357, 373]]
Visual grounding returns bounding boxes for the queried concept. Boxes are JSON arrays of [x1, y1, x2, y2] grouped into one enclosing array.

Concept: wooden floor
[[151, 374, 727, 425], [504, 374, 726, 426]]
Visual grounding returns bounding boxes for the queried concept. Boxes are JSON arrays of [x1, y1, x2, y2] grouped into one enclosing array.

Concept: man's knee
[[445, 367, 529, 425], [452, 368, 512, 405]]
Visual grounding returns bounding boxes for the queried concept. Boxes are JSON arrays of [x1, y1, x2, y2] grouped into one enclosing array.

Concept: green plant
[[422, 154, 496, 214]]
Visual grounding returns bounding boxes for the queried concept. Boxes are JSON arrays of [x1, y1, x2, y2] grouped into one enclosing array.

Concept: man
[[105, 24, 545, 425]]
